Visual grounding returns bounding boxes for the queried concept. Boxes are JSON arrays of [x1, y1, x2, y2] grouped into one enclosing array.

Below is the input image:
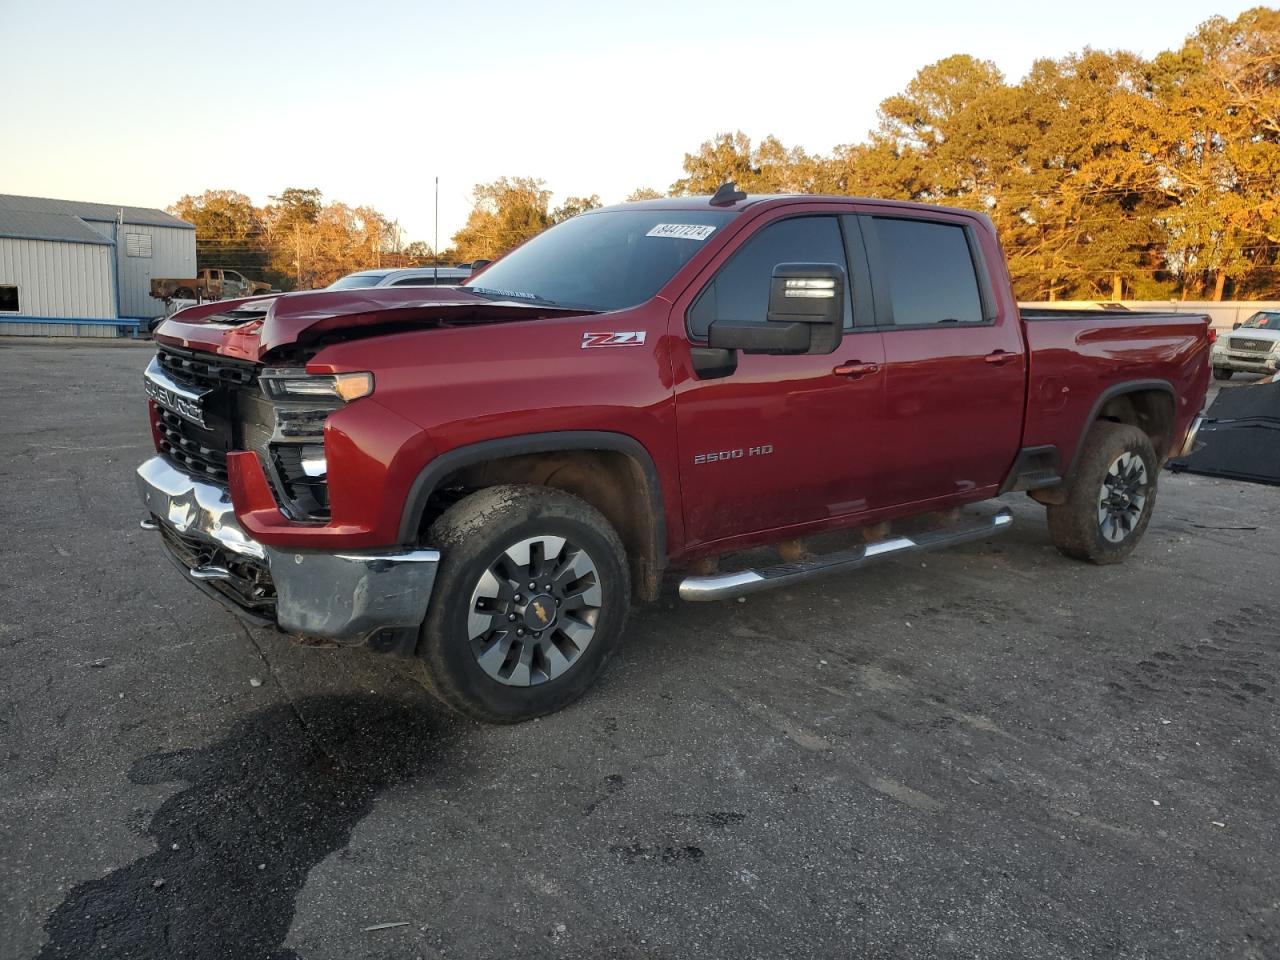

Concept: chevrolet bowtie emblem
[[532, 601, 548, 624]]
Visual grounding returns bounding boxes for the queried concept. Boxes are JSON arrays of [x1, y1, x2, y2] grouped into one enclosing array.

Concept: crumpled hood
[[154, 286, 593, 361]]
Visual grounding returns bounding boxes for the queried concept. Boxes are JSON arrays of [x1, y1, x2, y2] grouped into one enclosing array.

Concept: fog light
[[299, 444, 327, 478]]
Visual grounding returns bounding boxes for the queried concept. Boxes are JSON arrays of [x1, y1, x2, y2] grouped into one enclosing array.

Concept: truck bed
[[1019, 307, 1212, 471]]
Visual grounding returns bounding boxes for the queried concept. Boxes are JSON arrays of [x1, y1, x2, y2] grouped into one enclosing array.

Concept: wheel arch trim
[[1064, 379, 1176, 482], [398, 430, 667, 560]]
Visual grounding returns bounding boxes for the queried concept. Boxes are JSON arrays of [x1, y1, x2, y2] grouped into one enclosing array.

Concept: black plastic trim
[[998, 444, 1062, 494], [1064, 379, 1177, 481], [398, 431, 667, 559]]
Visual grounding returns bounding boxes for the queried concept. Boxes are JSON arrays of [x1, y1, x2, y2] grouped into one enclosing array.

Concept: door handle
[[833, 361, 880, 379], [984, 350, 1015, 366]]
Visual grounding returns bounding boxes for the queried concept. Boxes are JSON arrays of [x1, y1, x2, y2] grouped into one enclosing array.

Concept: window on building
[[125, 233, 153, 258], [870, 217, 984, 326], [0, 285, 18, 312], [687, 216, 852, 338]]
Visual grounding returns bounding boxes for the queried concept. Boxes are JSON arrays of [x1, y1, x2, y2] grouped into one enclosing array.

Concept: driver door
[[670, 212, 886, 551]]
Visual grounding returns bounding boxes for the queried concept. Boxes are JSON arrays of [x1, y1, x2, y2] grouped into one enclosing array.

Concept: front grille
[[1230, 337, 1274, 353], [157, 345, 257, 390], [154, 407, 229, 481], [151, 346, 265, 485], [149, 346, 331, 521]]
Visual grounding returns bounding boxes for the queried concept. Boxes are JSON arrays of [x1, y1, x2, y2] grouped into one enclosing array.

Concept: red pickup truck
[[138, 187, 1211, 722]]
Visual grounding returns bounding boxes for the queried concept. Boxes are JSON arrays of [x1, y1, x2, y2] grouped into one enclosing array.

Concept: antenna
[[709, 181, 747, 207], [434, 177, 439, 285]]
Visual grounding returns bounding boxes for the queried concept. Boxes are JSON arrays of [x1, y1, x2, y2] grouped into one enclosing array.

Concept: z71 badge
[[581, 331, 646, 348]]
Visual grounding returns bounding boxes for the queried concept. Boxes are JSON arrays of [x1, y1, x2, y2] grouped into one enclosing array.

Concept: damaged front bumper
[[136, 455, 439, 650]]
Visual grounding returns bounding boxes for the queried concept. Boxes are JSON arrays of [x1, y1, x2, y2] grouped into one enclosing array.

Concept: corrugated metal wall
[[0, 237, 114, 318], [84, 220, 197, 319]]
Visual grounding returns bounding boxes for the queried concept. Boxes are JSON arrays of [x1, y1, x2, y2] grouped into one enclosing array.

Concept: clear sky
[[0, 0, 1258, 247]]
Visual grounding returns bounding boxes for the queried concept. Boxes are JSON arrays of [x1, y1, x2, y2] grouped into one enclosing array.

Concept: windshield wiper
[[464, 286, 601, 312]]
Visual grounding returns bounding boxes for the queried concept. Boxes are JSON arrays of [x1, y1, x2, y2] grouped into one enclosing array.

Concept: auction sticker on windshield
[[646, 223, 717, 241]]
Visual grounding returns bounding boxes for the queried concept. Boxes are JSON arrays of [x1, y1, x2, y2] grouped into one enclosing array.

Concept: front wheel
[[1047, 422, 1158, 564], [1213, 367, 1234, 381], [415, 484, 631, 723]]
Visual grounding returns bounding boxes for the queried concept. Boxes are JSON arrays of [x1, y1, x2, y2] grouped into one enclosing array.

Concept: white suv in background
[[327, 266, 475, 290], [1212, 310, 1280, 380]]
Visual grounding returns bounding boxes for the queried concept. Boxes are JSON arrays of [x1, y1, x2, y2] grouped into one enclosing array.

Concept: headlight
[[259, 368, 373, 402], [255, 368, 370, 522]]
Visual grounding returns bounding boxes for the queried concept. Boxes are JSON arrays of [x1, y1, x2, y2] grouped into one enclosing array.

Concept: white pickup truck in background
[[1213, 310, 1280, 380]]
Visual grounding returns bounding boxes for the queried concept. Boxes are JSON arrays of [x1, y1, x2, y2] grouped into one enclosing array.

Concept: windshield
[[1240, 311, 1280, 330], [463, 209, 735, 311], [327, 274, 384, 290]]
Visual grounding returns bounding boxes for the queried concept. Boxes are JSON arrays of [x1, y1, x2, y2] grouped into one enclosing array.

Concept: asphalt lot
[[1, 339, 1277, 960]]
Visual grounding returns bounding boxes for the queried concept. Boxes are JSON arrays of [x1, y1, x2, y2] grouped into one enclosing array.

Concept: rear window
[[872, 218, 984, 326], [328, 274, 384, 290], [391, 276, 460, 286]]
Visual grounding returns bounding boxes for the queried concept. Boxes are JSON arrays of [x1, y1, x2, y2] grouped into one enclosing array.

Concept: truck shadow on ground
[[35, 693, 454, 959]]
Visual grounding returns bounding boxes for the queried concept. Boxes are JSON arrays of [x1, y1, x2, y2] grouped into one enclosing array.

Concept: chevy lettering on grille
[[144, 356, 210, 428]]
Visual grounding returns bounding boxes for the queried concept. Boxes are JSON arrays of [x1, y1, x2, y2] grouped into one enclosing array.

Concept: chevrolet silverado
[[138, 185, 1211, 722]]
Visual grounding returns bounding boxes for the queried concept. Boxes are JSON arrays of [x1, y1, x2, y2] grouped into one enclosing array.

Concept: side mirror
[[1233, 321, 1242, 330], [708, 263, 845, 355]]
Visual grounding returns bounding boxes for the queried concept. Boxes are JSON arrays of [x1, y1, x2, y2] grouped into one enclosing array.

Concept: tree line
[[173, 8, 1280, 300]]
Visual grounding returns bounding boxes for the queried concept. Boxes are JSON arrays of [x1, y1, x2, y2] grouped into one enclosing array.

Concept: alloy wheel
[[1097, 452, 1149, 544], [467, 535, 602, 686]]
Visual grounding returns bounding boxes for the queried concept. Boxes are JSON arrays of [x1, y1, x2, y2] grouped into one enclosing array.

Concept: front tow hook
[[189, 566, 233, 581]]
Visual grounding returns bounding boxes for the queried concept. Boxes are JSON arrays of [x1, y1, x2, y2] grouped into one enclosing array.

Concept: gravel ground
[[1, 340, 1277, 960]]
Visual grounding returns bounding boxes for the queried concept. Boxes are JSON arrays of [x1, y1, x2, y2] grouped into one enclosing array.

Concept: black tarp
[[1168, 380, 1280, 485]]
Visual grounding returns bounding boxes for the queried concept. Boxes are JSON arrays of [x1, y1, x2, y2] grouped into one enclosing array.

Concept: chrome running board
[[678, 507, 1013, 602]]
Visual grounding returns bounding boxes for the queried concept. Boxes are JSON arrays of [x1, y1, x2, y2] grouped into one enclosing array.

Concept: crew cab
[[1211, 309, 1280, 379], [137, 187, 1211, 722]]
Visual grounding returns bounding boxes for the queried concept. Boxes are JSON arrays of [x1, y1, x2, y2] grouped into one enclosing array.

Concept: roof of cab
[[593, 194, 992, 222]]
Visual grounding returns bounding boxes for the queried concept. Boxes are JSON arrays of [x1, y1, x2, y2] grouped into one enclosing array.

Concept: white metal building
[[0, 194, 195, 337]]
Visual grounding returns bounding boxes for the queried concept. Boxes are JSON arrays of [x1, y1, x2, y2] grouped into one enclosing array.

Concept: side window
[[0, 285, 18, 312], [687, 216, 851, 338], [392, 277, 431, 286], [871, 217, 984, 325], [225, 270, 243, 283]]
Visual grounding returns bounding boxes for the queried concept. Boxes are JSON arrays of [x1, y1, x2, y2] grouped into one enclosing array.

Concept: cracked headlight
[[259, 368, 373, 402]]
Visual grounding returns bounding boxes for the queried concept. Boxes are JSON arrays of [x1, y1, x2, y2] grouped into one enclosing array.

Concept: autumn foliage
[[173, 9, 1280, 300]]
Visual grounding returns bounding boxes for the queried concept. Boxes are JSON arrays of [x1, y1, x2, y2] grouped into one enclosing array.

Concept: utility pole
[[434, 177, 439, 284]]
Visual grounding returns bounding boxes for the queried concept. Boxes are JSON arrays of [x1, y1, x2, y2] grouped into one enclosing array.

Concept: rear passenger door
[[859, 212, 1025, 508]]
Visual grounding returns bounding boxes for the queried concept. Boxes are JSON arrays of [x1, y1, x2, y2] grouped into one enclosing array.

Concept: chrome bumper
[[1178, 414, 1206, 458], [1213, 352, 1278, 373], [136, 455, 439, 645]]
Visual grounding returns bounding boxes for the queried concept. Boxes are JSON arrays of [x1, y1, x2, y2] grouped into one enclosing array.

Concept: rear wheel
[[415, 484, 630, 723], [1213, 367, 1234, 380], [1047, 422, 1158, 564]]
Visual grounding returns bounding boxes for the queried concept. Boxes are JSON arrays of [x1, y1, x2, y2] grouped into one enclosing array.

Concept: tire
[[414, 484, 631, 723], [1047, 422, 1158, 565], [1213, 368, 1234, 381]]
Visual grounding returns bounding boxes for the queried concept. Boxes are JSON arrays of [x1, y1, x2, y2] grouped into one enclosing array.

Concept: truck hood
[[153, 286, 595, 361]]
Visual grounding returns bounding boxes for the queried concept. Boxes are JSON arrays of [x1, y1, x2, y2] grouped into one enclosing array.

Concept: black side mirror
[[708, 263, 845, 355], [1233, 321, 1242, 329]]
